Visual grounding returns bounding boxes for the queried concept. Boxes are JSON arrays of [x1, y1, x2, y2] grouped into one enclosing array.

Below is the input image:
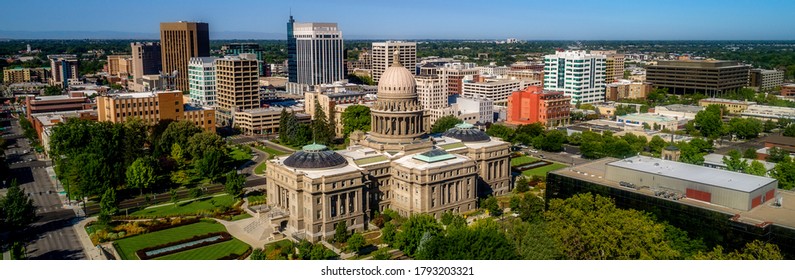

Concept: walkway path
[[73, 217, 106, 260]]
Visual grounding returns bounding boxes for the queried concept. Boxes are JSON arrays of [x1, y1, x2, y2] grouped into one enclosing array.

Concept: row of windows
[[113, 101, 159, 108]]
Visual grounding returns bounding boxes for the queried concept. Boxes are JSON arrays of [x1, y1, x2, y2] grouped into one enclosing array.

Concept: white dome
[[377, 64, 416, 94]]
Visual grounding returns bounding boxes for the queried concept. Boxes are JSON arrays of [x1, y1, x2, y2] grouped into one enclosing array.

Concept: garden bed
[[136, 232, 232, 260]]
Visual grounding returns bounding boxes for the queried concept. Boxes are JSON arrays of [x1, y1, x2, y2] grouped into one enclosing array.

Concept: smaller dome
[[283, 144, 348, 169], [442, 122, 491, 142]]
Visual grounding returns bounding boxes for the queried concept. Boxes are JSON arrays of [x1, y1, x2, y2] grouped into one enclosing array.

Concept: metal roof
[[607, 156, 776, 193]]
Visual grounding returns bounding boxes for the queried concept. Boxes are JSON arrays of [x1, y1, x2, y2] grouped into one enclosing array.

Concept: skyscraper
[[131, 42, 162, 81], [543, 50, 606, 104], [590, 50, 625, 84], [214, 54, 259, 126], [188, 57, 217, 107], [287, 16, 297, 83], [160, 21, 210, 92], [48, 54, 79, 88], [287, 17, 344, 86], [371, 41, 416, 83]]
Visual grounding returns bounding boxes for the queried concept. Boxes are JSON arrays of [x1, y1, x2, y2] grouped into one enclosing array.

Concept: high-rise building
[[215, 55, 259, 126], [543, 50, 606, 104], [131, 42, 162, 81], [188, 57, 217, 107], [507, 85, 571, 127], [437, 65, 480, 96], [590, 50, 625, 84], [160, 21, 210, 92], [221, 43, 266, 76], [48, 54, 79, 88], [97, 90, 215, 132], [646, 60, 750, 95], [416, 75, 446, 110], [371, 41, 416, 83], [287, 17, 344, 86]]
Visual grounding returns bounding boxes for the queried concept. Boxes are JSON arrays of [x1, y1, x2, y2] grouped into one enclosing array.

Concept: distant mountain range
[[0, 30, 287, 40]]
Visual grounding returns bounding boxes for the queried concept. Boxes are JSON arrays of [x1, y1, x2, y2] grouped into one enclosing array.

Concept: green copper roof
[[455, 122, 475, 129], [413, 149, 456, 163], [302, 143, 327, 152]]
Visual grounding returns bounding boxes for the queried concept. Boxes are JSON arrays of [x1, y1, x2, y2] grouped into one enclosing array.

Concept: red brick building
[[507, 86, 571, 127], [781, 84, 795, 97]]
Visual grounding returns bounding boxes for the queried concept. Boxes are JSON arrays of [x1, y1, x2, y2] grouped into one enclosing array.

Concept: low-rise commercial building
[[25, 92, 93, 119], [233, 106, 310, 136], [653, 104, 703, 121], [616, 113, 683, 131], [461, 77, 524, 104], [741, 105, 795, 122], [547, 156, 795, 256], [781, 84, 795, 97], [698, 98, 757, 115]]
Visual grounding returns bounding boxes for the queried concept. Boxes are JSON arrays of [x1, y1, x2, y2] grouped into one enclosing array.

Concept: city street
[[3, 113, 86, 260]]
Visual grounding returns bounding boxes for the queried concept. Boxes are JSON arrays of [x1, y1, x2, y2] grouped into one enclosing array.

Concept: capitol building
[[265, 54, 512, 241]]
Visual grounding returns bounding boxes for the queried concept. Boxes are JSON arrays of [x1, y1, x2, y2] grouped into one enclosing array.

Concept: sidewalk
[[73, 217, 107, 260]]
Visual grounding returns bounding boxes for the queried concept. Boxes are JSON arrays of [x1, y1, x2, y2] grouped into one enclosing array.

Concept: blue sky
[[2, 0, 794, 40]]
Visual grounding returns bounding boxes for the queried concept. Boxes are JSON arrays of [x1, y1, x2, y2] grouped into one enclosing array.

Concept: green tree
[[372, 247, 391, 260], [224, 171, 246, 198], [771, 158, 795, 190], [395, 214, 443, 256], [381, 221, 397, 246], [746, 160, 768, 176], [481, 196, 501, 217], [722, 150, 749, 172], [10, 242, 26, 260], [250, 248, 266, 260], [514, 176, 530, 193], [194, 149, 225, 182], [159, 120, 202, 156], [503, 219, 561, 260], [763, 120, 777, 133], [416, 219, 518, 260], [534, 130, 566, 152], [170, 188, 179, 207], [312, 100, 334, 144], [694, 240, 783, 260], [694, 105, 724, 138], [346, 233, 366, 253], [190, 187, 204, 199], [486, 124, 515, 142], [430, 116, 462, 134], [42, 85, 63, 96], [340, 105, 371, 137], [743, 148, 758, 159], [98, 187, 117, 225], [766, 147, 791, 163], [0, 180, 37, 232], [545, 193, 679, 260], [784, 124, 795, 137], [126, 157, 156, 196], [185, 131, 226, 160], [334, 221, 349, 243], [649, 135, 667, 155], [728, 118, 763, 139], [516, 193, 545, 223]]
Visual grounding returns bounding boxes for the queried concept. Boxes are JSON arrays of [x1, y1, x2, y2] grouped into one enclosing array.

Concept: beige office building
[[214, 55, 259, 126], [234, 106, 310, 136], [3, 67, 49, 84], [265, 57, 511, 242], [107, 55, 132, 77], [591, 50, 625, 84], [416, 74, 446, 110], [371, 41, 416, 83], [97, 90, 215, 131], [160, 22, 210, 92]]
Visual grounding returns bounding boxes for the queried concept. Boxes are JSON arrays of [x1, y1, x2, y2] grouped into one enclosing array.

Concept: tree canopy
[[341, 105, 371, 137], [431, 116, 462, 134]]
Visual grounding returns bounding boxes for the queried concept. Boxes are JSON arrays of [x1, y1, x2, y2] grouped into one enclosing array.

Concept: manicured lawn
[[511, 156, 540, 167], [255, 145, 289, 156], [231, 213, 252, 221], [254, 161, 267, 175], [129, 194, 237, 217], [521, 162, 568, 177], [114, 221, 226, 260], [154, 238, 250, 260], [229, 146, 253, 161], [247, 195, 266, 205]]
